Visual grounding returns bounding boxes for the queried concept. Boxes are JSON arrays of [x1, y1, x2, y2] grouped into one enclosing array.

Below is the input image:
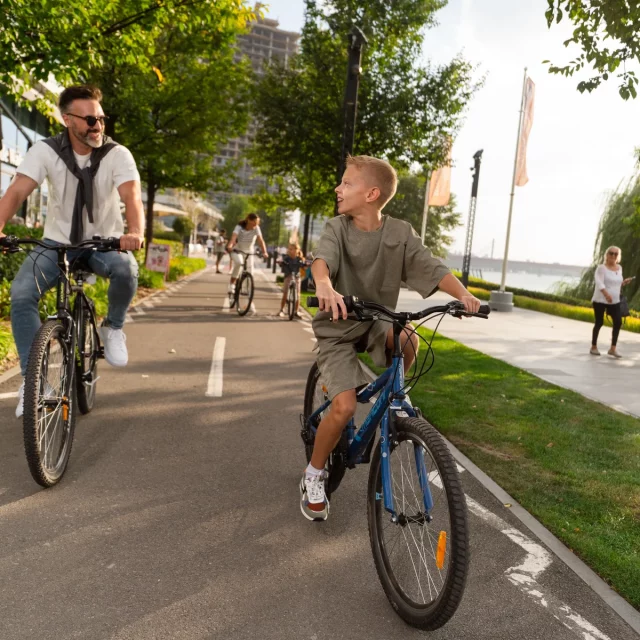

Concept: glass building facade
[[0, 94, 53, 225]]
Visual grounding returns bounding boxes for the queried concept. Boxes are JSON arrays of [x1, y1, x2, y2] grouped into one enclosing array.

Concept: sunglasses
[[66, 113, 109, 127], [608, 251, 619, 256]]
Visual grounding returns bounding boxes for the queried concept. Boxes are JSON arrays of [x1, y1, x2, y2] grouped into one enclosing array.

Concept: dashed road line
[[0, 391, 19, 400], [205, 337, 226, 398]]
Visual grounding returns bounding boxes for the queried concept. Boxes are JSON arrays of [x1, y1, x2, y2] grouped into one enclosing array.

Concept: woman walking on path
[[591, 245, 634, 358]]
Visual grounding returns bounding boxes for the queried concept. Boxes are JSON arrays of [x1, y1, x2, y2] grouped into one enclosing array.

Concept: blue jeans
[[10, 241, 139, 375]]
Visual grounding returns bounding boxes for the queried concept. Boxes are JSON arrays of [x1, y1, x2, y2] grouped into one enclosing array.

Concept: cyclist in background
[[278, 242, 307, 318], [226, 213, 267, 295], [0, 85, 144, 418]]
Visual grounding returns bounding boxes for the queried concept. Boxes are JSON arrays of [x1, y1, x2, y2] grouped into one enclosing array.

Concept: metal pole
[[335, 25, 368, 216], [461, 150, 483, 288], [420, 172, 431, 244], [500, 67, 528, 291]]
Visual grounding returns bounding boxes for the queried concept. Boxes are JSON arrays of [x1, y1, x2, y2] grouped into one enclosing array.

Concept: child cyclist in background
[[278, 242, 308, 318], [301, 155, 482, 521]]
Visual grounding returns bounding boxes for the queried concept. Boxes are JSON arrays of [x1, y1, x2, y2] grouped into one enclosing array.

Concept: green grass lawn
[[300, 294, 640, 608]]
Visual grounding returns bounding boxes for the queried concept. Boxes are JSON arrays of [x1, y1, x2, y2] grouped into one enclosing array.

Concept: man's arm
[[117, 180, 145, 251], [438, 273, 481, 313], [0, 174, 38, 236]]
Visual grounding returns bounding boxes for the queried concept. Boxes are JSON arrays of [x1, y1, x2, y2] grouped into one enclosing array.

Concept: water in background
[[479, 270, 581, 294]]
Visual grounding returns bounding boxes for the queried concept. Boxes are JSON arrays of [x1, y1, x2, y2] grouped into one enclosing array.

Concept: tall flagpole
[[500, 67, 528, 291], [421, 171, 431, 244]]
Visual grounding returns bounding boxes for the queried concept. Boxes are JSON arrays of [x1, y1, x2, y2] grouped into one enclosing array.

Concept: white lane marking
[[142, 300, 154, 308], [303, 327, 314, 334], [0, 391, 19, 400], [466, 497, 611, 640], [134, 306, 146, 315], [249, 302, 257, 314], [205, 337, 226, 398], [125, 314, 134, 324], [222, 296, 230, 313]]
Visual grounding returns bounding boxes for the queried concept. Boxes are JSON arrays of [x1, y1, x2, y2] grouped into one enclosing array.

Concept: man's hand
[[315, 279, 348, 321], [459, 293, 481, 314], [119, 233, 144, 251]]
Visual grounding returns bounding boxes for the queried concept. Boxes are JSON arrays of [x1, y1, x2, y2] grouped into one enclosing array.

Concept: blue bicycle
[[301, 295, 489, 630]]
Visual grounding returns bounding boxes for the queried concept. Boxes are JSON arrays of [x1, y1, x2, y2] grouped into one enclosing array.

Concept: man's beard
[[82, 130, 103, 148]]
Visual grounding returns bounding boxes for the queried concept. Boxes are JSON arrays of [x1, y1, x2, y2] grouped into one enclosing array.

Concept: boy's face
[[335, 166, 378, 215]]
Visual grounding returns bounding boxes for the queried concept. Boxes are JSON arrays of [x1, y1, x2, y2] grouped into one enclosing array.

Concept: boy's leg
[[310, 388, 357, 470], [385, 325, 419, 373], [10, 245, 62, 376]]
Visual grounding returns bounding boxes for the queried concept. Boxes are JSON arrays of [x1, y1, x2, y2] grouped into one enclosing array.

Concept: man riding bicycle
[[0, 85, 144, 418]]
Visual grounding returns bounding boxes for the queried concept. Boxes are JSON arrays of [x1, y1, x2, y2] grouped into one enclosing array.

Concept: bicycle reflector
[[436, 531, 447, 569]]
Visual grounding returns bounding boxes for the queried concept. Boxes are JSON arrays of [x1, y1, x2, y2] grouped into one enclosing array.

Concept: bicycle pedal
[[98, 346, 105, 359]]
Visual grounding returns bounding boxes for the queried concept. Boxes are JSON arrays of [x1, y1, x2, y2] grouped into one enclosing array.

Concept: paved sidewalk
[[397, 289, 640, 418]]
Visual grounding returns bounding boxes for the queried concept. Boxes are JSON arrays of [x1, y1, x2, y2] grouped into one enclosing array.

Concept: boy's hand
[[459, 294, 482, 314], [316, 280, 348, 321]]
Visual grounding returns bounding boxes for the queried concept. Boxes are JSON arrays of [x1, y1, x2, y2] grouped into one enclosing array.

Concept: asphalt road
[[0, 266, 636, 640]]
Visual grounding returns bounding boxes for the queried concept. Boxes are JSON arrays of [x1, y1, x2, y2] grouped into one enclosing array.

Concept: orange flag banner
[[429, 148, 452, 207], [515, 77, 535, 187]]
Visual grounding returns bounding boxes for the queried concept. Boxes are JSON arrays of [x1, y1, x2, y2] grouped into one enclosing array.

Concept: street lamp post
[[335, 25, 368, 216], [461, 150, 483, 288]]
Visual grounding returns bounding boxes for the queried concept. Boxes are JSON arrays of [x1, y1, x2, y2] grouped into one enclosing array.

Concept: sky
[[260, 0, 640, 266]]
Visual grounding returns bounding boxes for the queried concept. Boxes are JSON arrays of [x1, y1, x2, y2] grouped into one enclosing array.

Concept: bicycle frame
[[307, 323, 435, 520]]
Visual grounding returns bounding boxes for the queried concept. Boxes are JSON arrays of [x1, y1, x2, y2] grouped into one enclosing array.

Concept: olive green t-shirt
[[313, 214, 450, 309]]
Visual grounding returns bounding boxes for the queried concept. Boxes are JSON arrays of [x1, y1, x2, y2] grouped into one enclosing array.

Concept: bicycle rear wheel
[[367, 415, 468, 630], [76, 302, 99, 414], [236, 272, 254, 316], [302, 362, 347, 497], [287, 281, 296, 320], [23, 320, 77, 488]]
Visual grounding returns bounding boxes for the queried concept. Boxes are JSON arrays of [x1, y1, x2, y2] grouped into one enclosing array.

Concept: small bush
[[0, 223, 45, 281], [152, 231, 183, 243], [168, 257, 206, 281], [0, 323, 16, 363]]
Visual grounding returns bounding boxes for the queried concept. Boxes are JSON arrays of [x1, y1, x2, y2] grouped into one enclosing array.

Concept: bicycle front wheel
[[23, 320, 77, 487], [76, 304, 99, 414], [236, 272, 254, 316], [367, 415, 469, 630], [287, 281, 296, 320]]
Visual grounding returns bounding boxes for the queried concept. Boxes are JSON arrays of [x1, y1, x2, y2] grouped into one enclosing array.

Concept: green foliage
[[168, 257, 206, 281], [221, 196, 252, 236], [0, 322, 16, 364], [562, 171, 640, 306], [152, 231, 183, 243], [384, 173, 461, 257], [0, 223, 44, 281], [250, 0, 481, 233], [172, 217, 194, 238], [545, 0, 640, 99], [1, 0, 255, 113]]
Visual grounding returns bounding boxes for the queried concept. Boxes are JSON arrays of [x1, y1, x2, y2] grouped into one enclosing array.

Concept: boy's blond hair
[[346, 155, 398, 209]]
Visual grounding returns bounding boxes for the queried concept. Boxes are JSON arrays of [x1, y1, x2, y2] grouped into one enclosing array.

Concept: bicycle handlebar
[[0, 235, 123, 253], [306, 295, 491, 321]]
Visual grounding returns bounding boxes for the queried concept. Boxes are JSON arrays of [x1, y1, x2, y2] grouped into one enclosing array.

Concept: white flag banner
[[515, 77, 535, 187]]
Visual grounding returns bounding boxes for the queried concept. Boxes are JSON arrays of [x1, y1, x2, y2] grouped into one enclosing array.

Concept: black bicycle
[[229, 248, 262, 316], [0, 235, 123, 487], [281, 258, 309, 321]]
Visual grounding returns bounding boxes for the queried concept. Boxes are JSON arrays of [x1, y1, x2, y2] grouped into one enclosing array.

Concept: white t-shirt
[[592, 264, 623, 304], [16, 139, 140, 243], [233, 224, 262, 251], [206, 238, 214, 248]]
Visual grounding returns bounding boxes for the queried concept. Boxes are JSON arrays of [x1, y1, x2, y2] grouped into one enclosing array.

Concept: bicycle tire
[[302, 362, 347, 497], [76, 301, 99, 414], [23, 320, 77, 488], [367, 415, 469, 630], [287, 281, 296, 320], [236, 272, 254, 316]]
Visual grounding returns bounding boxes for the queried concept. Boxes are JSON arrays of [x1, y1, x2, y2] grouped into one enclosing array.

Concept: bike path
[[0, 267, 636, 640]]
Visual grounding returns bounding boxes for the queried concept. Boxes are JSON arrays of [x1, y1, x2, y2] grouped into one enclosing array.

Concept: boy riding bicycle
[[301, 155, 481, 521]]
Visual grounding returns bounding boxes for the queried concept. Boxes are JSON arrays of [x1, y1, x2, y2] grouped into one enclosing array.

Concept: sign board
[[145, 243, 171, 275]]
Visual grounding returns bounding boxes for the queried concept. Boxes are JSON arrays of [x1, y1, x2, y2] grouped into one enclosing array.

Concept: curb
[[0, 266, 210, 386], [358, 361, 640, 634]]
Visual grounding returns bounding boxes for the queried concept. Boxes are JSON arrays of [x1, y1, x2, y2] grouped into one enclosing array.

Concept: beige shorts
[[313, 313, 391, 400]]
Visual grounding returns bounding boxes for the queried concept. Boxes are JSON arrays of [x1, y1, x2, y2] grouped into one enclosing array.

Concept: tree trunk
[[302, 212, 311, 256], [145, 171, 156, 262]]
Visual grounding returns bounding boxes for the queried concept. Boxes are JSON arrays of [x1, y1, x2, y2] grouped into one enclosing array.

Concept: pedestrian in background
[[591, 245, 634, 358], [214, 230, 226, 273]]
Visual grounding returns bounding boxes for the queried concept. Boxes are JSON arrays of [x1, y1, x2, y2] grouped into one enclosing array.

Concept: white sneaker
[[15, 380, 24, 418], [99, 325, 128, 367], [278, 310, 286, 318], [300, 472, 329, 521]]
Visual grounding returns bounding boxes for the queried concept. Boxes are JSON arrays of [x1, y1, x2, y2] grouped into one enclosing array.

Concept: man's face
[[63, 99, 105, 149], [335, 166, 374, 215]]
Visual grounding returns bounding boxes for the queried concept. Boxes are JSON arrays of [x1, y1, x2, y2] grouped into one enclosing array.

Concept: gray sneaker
[[300, 473, 329, 521]]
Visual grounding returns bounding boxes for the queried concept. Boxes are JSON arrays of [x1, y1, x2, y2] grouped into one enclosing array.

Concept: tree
[[88, 5, 253, 252], [172, 216, 194, 239], [545, 0, 640, 99], [250, 0, 480, 252], [221, 195, 251, 237], [384, 173, 462, 258], [1, 0, 253, 111]]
